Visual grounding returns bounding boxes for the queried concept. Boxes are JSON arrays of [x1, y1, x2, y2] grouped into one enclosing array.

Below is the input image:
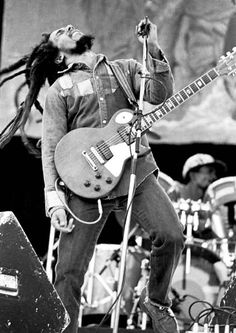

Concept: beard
[[70, 34, 95, 55]]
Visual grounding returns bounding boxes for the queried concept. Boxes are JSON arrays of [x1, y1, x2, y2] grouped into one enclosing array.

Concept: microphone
[[137, 16, 150, 37]]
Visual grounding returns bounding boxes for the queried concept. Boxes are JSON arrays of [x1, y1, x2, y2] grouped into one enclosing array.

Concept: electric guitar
[[55, 48, 236, 199]]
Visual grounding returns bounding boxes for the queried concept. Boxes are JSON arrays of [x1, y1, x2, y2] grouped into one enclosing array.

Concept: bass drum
[[170, 243, 225, 328]]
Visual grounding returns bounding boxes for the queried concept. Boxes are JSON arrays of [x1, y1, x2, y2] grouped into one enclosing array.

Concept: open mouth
[[71, 30, 82, 41]]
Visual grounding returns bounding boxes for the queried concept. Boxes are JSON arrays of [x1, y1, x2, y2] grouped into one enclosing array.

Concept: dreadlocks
[[0, 33, 64, 157]]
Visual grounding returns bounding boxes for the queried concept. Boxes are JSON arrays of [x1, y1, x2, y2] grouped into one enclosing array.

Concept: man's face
[[49, 25, 84, 52], [191, 165, 217, 189]]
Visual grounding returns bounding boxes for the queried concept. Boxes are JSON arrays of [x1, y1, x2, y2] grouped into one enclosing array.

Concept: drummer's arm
[[167, 182, 182, 202]]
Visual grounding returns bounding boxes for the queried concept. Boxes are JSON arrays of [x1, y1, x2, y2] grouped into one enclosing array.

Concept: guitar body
[[55, 109, 148, 199]]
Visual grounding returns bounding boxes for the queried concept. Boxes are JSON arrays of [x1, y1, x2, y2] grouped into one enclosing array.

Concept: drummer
[[167, 153, 227, 239]]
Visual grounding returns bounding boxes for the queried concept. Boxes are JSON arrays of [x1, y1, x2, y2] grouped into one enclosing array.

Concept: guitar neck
[[141, 67, 219, 132]]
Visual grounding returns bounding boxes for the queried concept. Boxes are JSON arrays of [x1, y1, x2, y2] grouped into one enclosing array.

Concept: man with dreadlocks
[[0, 32, 63, 153], [7, 20, 184, 333]]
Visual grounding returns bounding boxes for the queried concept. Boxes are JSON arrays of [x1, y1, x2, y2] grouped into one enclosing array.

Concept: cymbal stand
[[112, 17, 150, 333], [183, 200, 200, 289], [181, 200, 191, 290]]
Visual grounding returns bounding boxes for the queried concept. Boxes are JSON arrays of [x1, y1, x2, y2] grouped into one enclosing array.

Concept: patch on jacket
[[58, 74, 73, 90], [77, 79, 94, 96]]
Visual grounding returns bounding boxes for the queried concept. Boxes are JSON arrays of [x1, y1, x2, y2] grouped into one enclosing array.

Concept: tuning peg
[[232, 46, 236, 52]]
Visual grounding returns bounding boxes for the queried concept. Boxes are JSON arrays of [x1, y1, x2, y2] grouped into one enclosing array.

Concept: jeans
[[54, 174, 185, 333]]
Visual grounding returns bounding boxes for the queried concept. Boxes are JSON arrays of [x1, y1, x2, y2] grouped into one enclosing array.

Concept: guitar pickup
[[95, 141, 113, 161]]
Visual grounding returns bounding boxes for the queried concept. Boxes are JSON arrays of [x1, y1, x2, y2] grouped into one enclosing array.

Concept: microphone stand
[[112, 17, 150, 333]]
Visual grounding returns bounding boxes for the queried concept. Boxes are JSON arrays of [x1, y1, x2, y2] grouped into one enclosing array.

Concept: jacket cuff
[[148, 50, 171, 73], [45, 190, 66, 217]]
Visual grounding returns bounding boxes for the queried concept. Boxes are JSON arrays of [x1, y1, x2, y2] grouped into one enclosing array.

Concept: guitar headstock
[[216, 47, 236, 76]]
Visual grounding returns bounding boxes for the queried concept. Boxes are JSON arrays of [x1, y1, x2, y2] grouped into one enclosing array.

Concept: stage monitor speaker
[[0, 211, 70, 332]]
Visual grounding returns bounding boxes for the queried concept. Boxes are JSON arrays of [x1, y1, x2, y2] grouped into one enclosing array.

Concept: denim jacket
[[42, 51, 173, 214]]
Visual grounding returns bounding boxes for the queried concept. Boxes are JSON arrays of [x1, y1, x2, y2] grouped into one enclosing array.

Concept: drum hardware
[[81, 242, 149, 327], [81, 243, 122, 323], [202, 238, 236, 270], [174, 199, 212, 231], [185, 201, 205, 276], [173, 199, 189, 229], [173, 199, 213, 285]]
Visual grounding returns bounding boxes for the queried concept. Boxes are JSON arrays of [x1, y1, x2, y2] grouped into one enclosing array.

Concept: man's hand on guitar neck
[[50, 207, 74, 233]]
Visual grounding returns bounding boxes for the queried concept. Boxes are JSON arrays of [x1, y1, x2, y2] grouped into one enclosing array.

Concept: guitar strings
[[87, 64, 222, 162], [87, 110, 162, 162]]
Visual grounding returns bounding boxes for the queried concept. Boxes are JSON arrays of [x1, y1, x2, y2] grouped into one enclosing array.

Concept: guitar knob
[[94, 184, 101, 191], [95, 172, 102, 179], [106, 177, 112, 184], [84, 180, 91, 187]]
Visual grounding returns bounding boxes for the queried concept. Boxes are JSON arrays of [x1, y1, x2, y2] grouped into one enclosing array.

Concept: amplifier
[[0, 211, 70, 332]]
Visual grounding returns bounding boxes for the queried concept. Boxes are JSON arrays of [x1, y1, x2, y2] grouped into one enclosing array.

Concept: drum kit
[[80, 173, 236, 330]]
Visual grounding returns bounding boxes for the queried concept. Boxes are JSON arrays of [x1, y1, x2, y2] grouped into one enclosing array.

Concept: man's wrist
[[148, 43, 162, 59], [45, 189, 66, 217], [48, 205, 65, 218]]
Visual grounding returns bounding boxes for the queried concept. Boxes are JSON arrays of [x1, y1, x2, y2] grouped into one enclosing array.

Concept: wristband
[[48, 206, 65, 218]]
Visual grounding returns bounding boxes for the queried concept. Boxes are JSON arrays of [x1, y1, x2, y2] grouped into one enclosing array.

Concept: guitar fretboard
[[140, 67, 219, 132]]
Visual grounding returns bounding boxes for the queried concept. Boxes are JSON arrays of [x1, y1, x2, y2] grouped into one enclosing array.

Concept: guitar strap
[[108, 62, 138, 110]]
